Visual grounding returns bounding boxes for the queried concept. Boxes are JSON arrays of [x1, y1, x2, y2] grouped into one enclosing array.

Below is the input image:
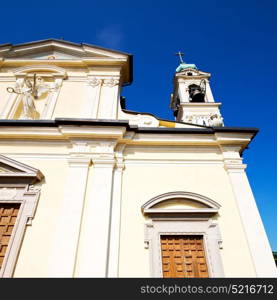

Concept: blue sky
[[1, 0, 277, 250]]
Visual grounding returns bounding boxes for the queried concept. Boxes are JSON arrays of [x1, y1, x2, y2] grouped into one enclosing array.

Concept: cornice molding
[[0, 120, 258, 154]]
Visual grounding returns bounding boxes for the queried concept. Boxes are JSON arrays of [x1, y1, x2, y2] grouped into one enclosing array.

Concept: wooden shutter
[[161, 235, 209, 278], [0, 203, 20, 269]]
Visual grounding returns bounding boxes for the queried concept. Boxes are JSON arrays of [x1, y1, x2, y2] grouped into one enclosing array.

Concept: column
[[47, 155, 90, 277], [97, 77, 120, 119], [222, 146, 277, 277], [107, 144, 125, 277], [83, 76, 102, 118], [77, 147, 115, 277]]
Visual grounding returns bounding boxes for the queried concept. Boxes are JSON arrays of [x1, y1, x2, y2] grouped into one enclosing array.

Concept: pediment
[[0, 39, 130, 60], [0, 155, 44, 183], [142, 192, 220, 215]]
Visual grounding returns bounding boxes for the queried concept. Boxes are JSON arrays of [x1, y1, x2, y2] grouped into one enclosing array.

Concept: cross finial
[[175, 51, 184, 63]]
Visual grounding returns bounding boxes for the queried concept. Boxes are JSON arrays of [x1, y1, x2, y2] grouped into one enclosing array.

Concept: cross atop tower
[[175, 51, 185, 63]]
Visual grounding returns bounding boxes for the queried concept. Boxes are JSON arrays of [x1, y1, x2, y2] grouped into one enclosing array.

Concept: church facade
[[0, 39, 275, 278]]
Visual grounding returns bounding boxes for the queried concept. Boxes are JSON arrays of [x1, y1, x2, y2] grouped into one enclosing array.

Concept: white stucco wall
[[0, 142, 69, 277]]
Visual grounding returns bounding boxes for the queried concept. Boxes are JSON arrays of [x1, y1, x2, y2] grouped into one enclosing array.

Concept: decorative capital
[[68, 156, 91, 167], [87, 77, 102, 87], [93, 141, 117, 154], [27, 185, 41, 193], [70, 141, 91, 154], [224, 163, 247, 173], [103, 77, 119, 87], [92, 156, 115, 168], [115, 161, 125, 171], [52, 80, 63, 91]]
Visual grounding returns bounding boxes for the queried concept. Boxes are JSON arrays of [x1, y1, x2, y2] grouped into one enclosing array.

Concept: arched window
[[142, 192, 224, 278]]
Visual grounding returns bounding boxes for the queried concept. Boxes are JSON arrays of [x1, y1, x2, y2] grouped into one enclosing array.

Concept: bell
[[189, 84, 205, 103], [191, 89, 205, 102]]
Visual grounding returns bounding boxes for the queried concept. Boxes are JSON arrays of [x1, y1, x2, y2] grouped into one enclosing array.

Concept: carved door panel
[[161, 235, 209, 278]]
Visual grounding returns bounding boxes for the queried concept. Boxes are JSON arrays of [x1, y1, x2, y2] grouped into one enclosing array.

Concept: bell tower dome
[[170, 55, 224, 127]]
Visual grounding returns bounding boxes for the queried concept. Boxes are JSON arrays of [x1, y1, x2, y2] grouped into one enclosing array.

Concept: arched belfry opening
[[188, 83, 205, 103]]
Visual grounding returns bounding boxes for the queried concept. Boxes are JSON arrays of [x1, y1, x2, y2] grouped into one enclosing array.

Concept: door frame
[[144, 218, 224, 278]]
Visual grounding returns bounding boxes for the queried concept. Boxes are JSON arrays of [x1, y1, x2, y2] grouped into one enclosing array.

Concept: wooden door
[[161, 235, 209, 278], [0, 203, 20, 269]]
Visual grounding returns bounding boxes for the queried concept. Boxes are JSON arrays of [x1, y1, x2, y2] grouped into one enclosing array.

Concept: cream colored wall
[[12, 158, 68, 277], [0, 72, 122, 120], [0, 142, 257, 277], [118, 146, 256, 277], [73, 163, 94, 276], [4, 143, 256, 277], [53, 80, 87, 119], [0, 141, 70, 277]]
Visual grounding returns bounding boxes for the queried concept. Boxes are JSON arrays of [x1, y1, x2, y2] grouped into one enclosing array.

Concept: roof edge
[[0, 118, 259, 134]]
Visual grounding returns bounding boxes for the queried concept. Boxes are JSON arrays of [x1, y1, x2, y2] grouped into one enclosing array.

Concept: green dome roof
[[176, 63, 197, 73]]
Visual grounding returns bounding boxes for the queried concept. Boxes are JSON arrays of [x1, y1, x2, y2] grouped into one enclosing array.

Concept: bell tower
[[170, 54, 224, 127]]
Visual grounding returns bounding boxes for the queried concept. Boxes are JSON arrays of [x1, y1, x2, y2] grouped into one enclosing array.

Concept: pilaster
[[76, 141, 116, 277], [108, 144, 126, 277], [84, 76, 102, 118], [97, 77, 120, 119], [221, 145, 277, 277], [48, 142, 90, 277]]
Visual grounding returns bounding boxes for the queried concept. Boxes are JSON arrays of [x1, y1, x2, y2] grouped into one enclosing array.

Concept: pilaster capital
[[87, 76, 102, 87], [220, 144, 247, 172], [69, 140, 92, 155], [92, 155, 115, 168], [91, 141, 116, 167], [103, 77, 120, 87], [51, 78, 63, 90], [224, 162, 247, 173], [93, 141, 117, 154], [114, 143, 126, 171], [219, 145, 242, 153], [67, 156, 91, 167]]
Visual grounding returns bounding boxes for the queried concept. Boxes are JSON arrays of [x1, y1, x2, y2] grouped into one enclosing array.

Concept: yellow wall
[[118, 146, 256, 277], [0, 140, 257, 278], [13, 158, 68, 277], [0, 141, 70, 277], [54, 81, 86, 119]]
